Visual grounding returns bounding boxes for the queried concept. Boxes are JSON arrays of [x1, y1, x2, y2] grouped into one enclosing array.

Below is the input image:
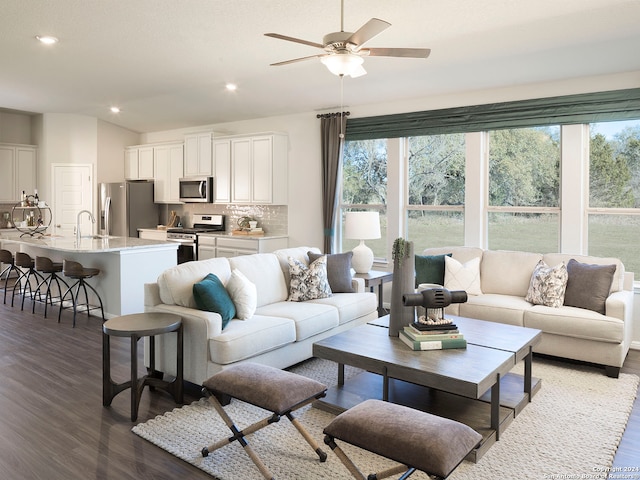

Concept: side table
[[103, 312, 183, 421], [354, 270, 393, 317]]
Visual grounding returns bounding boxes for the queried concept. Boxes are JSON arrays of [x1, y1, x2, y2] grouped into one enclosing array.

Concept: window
[[588, 120, 640, 273], [340, 139, 387, 260], [488, 127, 561, 252], [406, 134, 465, 252]]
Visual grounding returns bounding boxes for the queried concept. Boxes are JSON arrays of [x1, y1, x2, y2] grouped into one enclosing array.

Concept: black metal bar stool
[[0, 249, 22, 305], [32, 256, 70, 318], [58, 259, 105, 327], [13, 252, 46, 311]]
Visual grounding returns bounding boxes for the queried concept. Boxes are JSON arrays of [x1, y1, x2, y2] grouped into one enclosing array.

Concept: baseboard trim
[[630, 340, 640, 351]]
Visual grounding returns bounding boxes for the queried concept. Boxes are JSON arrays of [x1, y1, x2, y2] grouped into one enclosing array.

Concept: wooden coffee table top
[[313, 322, 515, 400]]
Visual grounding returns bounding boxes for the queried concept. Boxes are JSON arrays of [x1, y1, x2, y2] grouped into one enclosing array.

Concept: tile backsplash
[[162, 203, 288, 235]]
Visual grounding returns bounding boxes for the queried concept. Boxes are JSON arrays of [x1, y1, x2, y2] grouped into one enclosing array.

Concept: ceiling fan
[[264, 0, 431, 78]]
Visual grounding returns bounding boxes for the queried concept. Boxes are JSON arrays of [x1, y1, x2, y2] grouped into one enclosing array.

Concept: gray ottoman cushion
[[324, 399, 482, 478], [203, 363, 327, 414]]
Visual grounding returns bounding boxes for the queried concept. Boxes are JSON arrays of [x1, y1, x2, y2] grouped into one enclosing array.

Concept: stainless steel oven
[[166, 214, 225, 264]]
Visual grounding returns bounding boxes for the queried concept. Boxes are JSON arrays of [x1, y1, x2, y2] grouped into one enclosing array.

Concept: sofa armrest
[[351, 276, 365, 293], [144, 283, 162, 308], [605, 289, 634, 348]]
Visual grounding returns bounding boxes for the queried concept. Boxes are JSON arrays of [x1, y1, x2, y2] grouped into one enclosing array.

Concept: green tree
[[407, 134, 465, 206], [589, 133, 634, 207], [342, 139, 387, 205], [611, 126, 640, 207], [489, 127, 559, 207]]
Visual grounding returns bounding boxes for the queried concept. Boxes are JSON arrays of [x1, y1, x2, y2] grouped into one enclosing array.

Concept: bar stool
[[13, 252, 46, 311], [58, 259, 105, 327], [32, 257, 70, 318], [1, 249, 22, 305]]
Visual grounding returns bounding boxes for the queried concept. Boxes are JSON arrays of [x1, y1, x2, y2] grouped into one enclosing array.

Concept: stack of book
[[398, 321, 467, 351]]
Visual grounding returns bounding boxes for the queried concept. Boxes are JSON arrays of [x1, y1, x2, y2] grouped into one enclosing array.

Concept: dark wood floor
[[0, 293, 638, 479]]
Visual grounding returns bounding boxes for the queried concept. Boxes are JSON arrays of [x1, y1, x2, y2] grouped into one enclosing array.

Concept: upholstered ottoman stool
[[201, 363, 328, 480], [323, 399, 482, 480]]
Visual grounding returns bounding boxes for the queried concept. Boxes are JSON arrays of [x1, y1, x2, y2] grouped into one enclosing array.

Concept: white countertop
[[0, 234, 178, 253]]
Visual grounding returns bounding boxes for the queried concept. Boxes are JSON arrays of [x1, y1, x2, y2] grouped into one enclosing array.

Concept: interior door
[[52, 164, 94, 237]]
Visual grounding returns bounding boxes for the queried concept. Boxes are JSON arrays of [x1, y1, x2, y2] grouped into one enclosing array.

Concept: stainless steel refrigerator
[[99, 181, 159, 237]]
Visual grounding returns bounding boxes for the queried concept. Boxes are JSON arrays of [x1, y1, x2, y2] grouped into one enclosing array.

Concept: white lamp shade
[[344, 212, 381, 240]]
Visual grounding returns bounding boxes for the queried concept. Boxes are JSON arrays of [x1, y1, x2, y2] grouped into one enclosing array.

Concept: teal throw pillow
[[414, 253, 452, 287], [193, 273, 236, 329]]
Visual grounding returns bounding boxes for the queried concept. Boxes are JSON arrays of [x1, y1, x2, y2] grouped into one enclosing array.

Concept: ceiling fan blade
[[270, 54, 326, 66], [264, 33, 324, 50], [363, 47, 431, 58], [346, 18, 391, 48]]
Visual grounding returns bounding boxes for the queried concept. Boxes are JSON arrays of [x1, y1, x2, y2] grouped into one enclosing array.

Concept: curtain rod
[[316, 111, 350, 119]]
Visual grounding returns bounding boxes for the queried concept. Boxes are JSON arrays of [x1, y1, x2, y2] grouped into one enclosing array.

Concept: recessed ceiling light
[[225, 83, 238, 92], [110, 106, 121, 113], [36, 35, 58, 45]]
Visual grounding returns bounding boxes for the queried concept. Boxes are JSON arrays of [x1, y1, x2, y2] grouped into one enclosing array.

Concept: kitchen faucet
[[76, 210, 95, 242]]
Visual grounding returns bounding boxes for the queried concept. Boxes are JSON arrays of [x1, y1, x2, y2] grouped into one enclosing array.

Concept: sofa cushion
[[226, 269, 257, 320], [415, 253, 451, 286], [458, 294, 528, 327], [308, 251, 354, 293], [288, 255, 332, 302], [480, 250, 543, 297], [229, 253, 288, 307], [157, 257, 231, 308], [525, 260, 568, 308], [524, 306, 624, 343], [308, 292, 378, 326], [209, 315, 296, 365], [274, 246, 322, 288], [543, 253, 625, 293], [193, 274, 236, 329], [444, 256, 482, 295], [256, 301, 339, 341], [563, 259, 616, 315]]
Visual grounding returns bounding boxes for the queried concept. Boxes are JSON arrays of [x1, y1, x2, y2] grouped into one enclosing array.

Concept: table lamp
[[344, 211, 381, 274]]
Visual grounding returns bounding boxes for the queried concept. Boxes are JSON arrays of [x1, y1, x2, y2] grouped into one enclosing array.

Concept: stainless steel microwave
[[179, 177, 213, 203]]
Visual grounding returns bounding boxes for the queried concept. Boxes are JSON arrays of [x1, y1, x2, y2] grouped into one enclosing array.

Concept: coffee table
[[312, 315, 541, 461]]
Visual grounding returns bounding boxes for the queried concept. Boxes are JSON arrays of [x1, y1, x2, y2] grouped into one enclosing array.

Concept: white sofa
[[422, 247, 635, 377], [143, 246, 378, 385]]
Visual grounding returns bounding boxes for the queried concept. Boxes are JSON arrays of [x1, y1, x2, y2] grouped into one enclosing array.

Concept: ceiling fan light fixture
[[321, 53, 364, 77]]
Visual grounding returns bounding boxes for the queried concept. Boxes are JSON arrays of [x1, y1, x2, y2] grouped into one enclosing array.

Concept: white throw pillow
[[444, 256, 482, 295], [226, 269, 257, 320]]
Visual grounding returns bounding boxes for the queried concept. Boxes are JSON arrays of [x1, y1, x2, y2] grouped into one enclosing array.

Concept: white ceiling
[[2, 0, 640, 133]]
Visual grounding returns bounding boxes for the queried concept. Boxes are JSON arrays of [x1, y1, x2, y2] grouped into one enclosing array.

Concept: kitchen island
[[1, 234, 178, 318]]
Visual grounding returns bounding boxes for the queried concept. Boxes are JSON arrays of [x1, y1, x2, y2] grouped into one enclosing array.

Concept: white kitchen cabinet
[[0, 144, 37, 202], [219, 133, 287, 205], [125, 146, 154, 180], [197, 234, 217, 260], [213, 139, 231, 203], [184, 132, 212, 177], [197, 234, 288, 259], [153, 143, 184, 203], [138, 229, 167, 240]]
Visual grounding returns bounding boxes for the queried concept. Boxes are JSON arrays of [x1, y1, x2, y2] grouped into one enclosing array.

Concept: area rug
[[132, 358, 639, 480]]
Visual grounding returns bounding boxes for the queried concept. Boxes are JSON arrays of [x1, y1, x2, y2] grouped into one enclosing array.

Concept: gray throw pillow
[[563, 259, 616, 315], [308, 251, 354, 293]]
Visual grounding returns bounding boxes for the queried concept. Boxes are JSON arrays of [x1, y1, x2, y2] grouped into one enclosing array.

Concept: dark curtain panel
[[319, 112, 348, 253], [346, 88, 640, 140]]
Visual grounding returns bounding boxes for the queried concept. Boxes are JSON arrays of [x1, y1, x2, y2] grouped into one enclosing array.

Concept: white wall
[[97, 120, 140, 183], [0, 111, 33, 144]]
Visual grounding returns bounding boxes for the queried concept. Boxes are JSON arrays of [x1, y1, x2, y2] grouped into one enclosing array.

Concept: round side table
[[102, 312, 183, 422]]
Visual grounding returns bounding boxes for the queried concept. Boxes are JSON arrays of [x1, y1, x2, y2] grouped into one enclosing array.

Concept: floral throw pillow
[[288, 255, 332, 302], [525, 260, 568, 308]]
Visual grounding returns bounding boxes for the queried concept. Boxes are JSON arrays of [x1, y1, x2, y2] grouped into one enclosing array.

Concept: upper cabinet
[[184, 132, 212, 177], [215, 133, 288, 205], [125, 146, 154, 180], [213, 139, 232, 203], [0, 144, 37, 203], [153, 143, 184, 203]]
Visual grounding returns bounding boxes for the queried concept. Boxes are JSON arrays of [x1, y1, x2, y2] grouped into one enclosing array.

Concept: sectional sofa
[[144, 246, 377, 385], [421, 246, 634, 377]]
